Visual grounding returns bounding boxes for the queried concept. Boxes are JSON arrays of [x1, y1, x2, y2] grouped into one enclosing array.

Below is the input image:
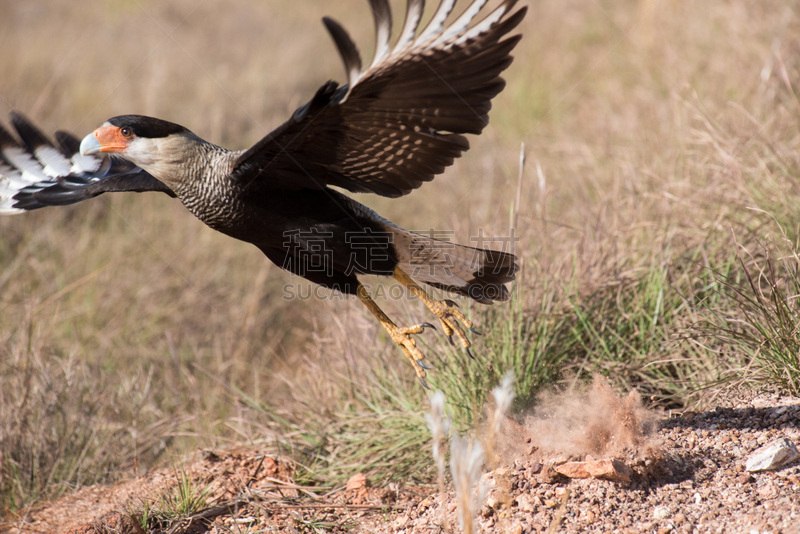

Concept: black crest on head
[[107, 115, 187, 138]]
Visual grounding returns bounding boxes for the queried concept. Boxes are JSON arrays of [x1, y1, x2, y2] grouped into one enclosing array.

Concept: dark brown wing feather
[[233, 0, 526, 198]]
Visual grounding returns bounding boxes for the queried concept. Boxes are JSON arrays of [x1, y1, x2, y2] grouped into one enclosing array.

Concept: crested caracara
[[0, 0, 525, 387]]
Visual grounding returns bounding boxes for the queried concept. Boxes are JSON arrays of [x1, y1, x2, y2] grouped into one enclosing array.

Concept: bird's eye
[[120, 127, 133, 138]]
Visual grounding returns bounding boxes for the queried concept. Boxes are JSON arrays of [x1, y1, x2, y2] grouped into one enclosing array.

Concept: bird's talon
[[444, 299, 460, 308], [421, 322, 436, 331], [469, 326, 483, 336], [417, 359, 432, 370], [418, 376, 431, 389], [465, 346, 475, 360], [447, 335, 455, 347]]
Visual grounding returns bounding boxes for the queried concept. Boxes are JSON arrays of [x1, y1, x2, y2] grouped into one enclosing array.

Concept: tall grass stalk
[[450, 435, 487, 534], [425, 391, 450, 496], [484, 372, 515, 468]]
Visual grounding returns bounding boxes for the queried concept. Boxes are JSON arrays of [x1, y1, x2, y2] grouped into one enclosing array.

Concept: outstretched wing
[[0, 112, 175, 214], [233, 0, 526, 198]]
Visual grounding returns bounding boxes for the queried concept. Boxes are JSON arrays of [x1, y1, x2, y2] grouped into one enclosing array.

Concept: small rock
[[555, 462, 591, 479], [738, 473, 754, 484], [555, 459, 632, 482], [481, 504, 493, 518], [539, 463, 562, 483], [515, 494, 535, 513], [653, 505, 671, 520], [745, 438, 800, 472], [757, 483, 778, 499], [346, 472, 367, 491], [417, 496, 434, 511], [511, 524, 523, 534]]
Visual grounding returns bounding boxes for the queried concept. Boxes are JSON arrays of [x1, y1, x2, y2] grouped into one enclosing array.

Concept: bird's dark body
[[217, 186, 400, 294]]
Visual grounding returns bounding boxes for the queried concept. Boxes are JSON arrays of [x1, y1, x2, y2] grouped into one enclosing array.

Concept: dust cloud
[[499, 376, 660, 460]]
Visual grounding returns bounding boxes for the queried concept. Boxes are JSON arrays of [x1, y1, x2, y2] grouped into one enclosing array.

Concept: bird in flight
[[0, 0, 524, 387]]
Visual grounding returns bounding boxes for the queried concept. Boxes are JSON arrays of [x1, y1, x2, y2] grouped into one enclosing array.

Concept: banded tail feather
[[389, 224, 518, 304]]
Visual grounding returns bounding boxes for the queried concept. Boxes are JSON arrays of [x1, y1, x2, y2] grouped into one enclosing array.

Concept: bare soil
[[3, 391, 799, 534]]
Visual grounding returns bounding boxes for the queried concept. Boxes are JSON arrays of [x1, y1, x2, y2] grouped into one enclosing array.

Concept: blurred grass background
[[2, 0, 800, 515]]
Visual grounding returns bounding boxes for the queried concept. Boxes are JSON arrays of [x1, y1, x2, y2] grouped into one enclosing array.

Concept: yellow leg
[[357, 282, 434, 388], [393, 266, 479, 358]]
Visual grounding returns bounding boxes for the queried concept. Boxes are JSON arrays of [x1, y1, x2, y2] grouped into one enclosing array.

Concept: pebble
[[556, 459, 633, 482], [515, 494, 534, 513], [745, 437, 800, 472], [653, 505, 671, 520]]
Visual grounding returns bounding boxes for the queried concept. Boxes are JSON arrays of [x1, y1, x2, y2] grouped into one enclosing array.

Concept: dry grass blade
[[450, 434, 486, 534]]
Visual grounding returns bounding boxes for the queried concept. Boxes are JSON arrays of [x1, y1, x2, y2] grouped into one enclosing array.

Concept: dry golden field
[[2, 0, 800, 515]]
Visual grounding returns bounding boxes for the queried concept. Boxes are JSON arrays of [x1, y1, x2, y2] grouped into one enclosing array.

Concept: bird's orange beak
[[79, 125, 130, 155]]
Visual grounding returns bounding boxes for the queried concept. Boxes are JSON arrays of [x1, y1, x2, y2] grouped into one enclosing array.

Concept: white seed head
[[426, 390, 451, 493], [450, 434, 486, 534], [491, 372, 516, 433]]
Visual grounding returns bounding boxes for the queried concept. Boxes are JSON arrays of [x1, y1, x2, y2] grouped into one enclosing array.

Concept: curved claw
[[418, 376, 431, 389], [444, 299, 460, 308], [421, 322, 436, 331], [469, 326, 483, 336], [416, 359, 433, 370], [465, 346, 475, 360], [447, 334, 455, 347]]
